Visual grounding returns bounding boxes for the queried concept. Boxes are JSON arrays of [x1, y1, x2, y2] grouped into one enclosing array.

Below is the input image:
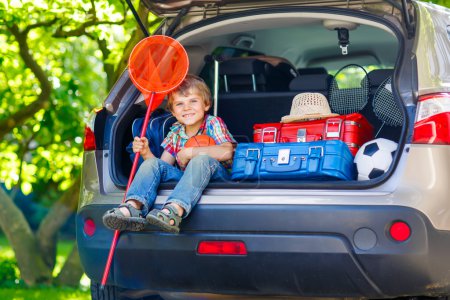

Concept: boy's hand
[[177, 147, 193, 168], [132, 137, 153, 160]]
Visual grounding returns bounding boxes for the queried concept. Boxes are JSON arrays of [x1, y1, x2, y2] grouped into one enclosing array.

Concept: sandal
[[146, 204, 182, 234], [102, 202, 147, 231]]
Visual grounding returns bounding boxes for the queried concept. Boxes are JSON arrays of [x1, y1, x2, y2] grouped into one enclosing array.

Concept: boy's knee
[[189, 155, 219, 169], [190, 154, 213, 164], [141, 157, 160, 169]]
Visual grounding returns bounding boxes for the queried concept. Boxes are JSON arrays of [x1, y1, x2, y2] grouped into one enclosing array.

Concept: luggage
[[126, 109, 176, 164], [253, 113, 373, 156], [231, 140, 356, 181]]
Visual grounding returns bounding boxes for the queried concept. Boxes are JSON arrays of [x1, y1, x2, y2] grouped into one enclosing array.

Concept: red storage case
[[253, 113, 373, 156]]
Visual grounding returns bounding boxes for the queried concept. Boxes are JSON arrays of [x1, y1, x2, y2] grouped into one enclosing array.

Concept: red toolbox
[[253, 113, 373, 156]]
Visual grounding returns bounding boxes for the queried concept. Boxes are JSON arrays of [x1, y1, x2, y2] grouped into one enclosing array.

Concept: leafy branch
[[52, 0, 128, 88], [0, 23, 53, 140]]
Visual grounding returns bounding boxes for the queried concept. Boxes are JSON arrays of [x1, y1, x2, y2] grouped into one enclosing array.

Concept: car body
[[77, 0, 450, 299]]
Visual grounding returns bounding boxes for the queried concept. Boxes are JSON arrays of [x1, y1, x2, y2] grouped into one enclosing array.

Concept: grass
[[0, 235, 90, 300], [0, 287, 90, 300]]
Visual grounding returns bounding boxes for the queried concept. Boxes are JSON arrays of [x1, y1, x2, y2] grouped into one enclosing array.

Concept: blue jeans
[[125, 155, 230, 217]]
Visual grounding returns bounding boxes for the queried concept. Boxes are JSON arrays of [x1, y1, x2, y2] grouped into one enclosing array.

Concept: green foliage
[[0, 0, 144, 205], [427, 0, 450, 8], [0, 258, 20, 287], [1, 234, 90, 289]]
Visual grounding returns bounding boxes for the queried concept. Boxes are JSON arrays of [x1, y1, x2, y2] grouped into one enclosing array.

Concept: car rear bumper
[[77, 204, 450, 298]]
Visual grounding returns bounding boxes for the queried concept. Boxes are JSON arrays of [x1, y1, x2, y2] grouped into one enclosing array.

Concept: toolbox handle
[[264, 157, 301, 172], [324, 118, 343, 138], [261, 127, 278, 143]]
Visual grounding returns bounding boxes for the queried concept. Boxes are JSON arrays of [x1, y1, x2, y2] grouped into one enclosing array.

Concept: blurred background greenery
[[0, 0, 162, 297], [0, 235, 90, 299], [0, 0, 449, 299], [431, 0, 450, 6]]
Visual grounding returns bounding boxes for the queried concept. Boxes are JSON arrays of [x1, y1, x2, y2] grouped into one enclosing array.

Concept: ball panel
[[356, 159, 374, 178], [363, 142, 379, 157], [357, 174, 370, 181], [368, 168, 385, 179], [371, 150, 393, 171], [185, 135, 216, 148], [376, 138, 398, 152]]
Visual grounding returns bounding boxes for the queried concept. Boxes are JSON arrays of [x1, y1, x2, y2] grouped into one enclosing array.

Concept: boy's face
[[171, 89, 210, 130]]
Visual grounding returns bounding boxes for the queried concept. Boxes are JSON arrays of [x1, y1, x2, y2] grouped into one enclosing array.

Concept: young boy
[[103, 74, 236, 233]]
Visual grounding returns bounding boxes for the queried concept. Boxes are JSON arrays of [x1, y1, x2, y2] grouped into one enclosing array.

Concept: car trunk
[[107, 1, 415, 189]]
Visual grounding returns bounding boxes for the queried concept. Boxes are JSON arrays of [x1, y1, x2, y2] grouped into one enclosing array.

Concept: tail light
[[389, 221, 411, 242], [413, 93, 450, 144], [83, 126, 96, 151], [83, 108, 102, 151], [197, 241, 247, 255], [83, 218, 96, 237]]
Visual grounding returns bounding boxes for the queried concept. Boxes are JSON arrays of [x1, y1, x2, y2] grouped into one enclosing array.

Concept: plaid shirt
[[161, 114, 236, 170]]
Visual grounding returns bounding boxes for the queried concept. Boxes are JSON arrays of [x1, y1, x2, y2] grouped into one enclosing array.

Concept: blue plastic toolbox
[[231, 140, 356, 181]]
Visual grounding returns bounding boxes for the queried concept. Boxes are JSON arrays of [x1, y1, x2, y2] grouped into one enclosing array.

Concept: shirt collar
[[178, 114, 209, 140], [198, 114, 209, 134]]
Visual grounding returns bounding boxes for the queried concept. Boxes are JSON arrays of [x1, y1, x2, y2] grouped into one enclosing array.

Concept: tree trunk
[[54, 244, 84, 287], [0, 188, 52, 285], [37, 176, 81, 270]]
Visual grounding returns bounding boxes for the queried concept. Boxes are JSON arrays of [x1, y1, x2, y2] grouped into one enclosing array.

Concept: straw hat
[[281, 93, 339, 123]]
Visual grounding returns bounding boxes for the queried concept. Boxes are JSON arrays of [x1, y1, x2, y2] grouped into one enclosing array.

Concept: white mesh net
[[329, 64, 369, 115], [373, 77, 403, 127]]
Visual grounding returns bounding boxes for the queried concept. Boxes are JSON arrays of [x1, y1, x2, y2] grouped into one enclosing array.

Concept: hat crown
[[290, 93, 332, 116]]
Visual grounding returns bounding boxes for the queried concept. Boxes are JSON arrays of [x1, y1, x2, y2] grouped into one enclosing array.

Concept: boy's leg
[[168, 155, 230, 216], [146, 155, 230, 233], [125, 157, 183, 215], [103, 157, 182, 231]]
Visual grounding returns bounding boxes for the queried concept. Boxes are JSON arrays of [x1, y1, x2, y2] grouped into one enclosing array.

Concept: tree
[[0, 0, 160, 286], [429, 0, 450, 8]]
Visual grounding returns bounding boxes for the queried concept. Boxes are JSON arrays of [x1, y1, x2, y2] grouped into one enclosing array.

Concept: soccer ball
[[354, 138, 398, 180]]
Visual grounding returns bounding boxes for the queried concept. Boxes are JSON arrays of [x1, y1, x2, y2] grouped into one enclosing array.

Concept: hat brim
[[281, 113, 340, 123]]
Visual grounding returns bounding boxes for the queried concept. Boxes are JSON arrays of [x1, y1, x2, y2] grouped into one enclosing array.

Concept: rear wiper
[[125, 0, 150, 37], [166, 7, 189, 36], [125, 0, 189, 37]]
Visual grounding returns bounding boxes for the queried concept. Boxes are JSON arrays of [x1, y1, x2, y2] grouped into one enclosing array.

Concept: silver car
[[78, 0, 450, 299]]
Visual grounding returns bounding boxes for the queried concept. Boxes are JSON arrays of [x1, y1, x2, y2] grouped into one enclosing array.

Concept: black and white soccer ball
[[354, 138, 398, 180]]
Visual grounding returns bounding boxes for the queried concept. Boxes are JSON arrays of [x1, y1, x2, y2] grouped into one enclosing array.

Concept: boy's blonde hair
[[167, 74, 211, 112]]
